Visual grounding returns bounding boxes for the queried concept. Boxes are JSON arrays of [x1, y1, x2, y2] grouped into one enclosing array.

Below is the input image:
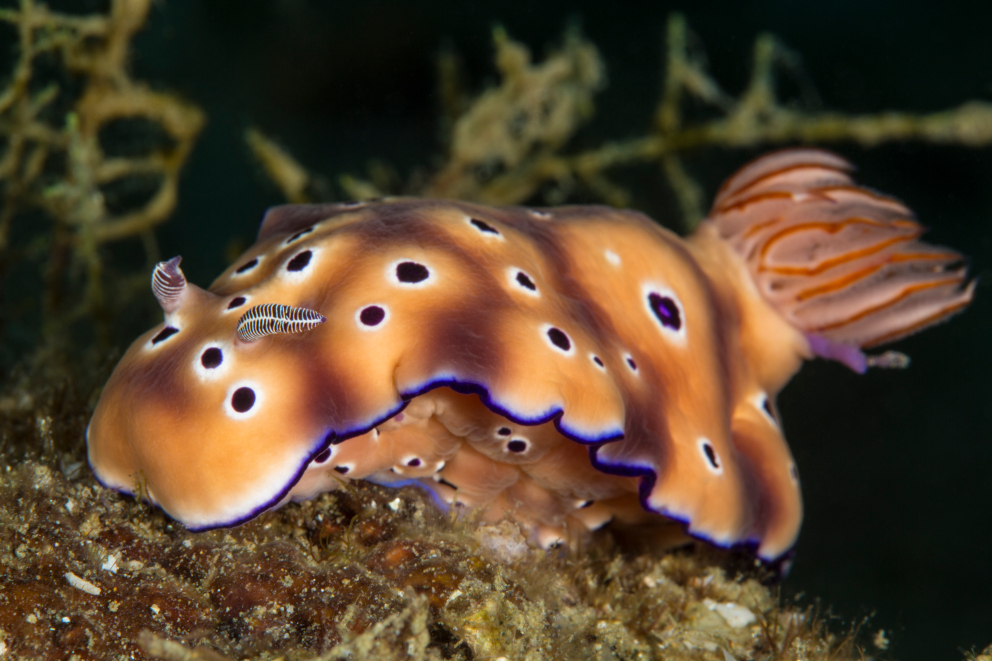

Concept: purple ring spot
[[648, 292, 681, 331], [407, 457, 422, 467]]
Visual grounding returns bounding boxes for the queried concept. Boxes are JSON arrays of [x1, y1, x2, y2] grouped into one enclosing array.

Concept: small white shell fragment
[[65, 571, 101, 596], [101, 554, 119, 573], [64, 499, 74, 513], [712, 601, 756, 628], [388, 497, 403, 511]]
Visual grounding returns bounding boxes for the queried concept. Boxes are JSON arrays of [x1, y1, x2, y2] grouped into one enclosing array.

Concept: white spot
[[528, 209, 551, 219], [507, 267, 540, 297], [192, 342, 231, 381], [224, 381, 264, 420], [589, 353, 606, 371], [641, 282, 687, 346], [540, 323, 575, 356], [387, 259, 435, 288], [698, 437, 724, 475], [65, 572, 101, 596], [604, 250, 621, 266], [388, 497, 403, 511]]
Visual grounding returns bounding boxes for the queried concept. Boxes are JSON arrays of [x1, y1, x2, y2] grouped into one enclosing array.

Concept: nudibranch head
[[87, 150, 973, 562]]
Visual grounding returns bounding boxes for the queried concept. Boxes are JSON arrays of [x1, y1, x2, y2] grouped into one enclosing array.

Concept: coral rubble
[[0, 460, 860, 661]]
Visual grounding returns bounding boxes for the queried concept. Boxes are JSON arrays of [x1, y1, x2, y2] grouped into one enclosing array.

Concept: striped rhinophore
[[236, 303, 326, 342], [151, 256, 187, 313], [706, 149, 975, 348]]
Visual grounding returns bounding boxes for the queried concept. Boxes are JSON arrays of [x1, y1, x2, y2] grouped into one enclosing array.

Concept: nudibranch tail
[[706, 148, 975, 351], [151, 256, 187, 313], [236, 303, 326, 342]]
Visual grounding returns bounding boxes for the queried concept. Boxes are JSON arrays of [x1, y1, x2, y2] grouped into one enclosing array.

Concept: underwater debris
[[0, 0, 204, 344], [250, 14, 992, 232]]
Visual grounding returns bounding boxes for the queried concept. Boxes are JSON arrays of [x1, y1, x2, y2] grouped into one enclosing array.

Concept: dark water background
[[23, 0, 992, 658]]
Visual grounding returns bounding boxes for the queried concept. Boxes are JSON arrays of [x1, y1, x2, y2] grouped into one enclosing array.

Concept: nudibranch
[[87, 149, 974, 562]]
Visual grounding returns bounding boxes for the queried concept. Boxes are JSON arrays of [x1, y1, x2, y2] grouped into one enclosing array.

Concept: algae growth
[[0, 1, 990, 659]]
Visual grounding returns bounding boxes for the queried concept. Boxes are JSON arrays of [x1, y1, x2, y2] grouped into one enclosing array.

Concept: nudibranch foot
[[87, 148, 973, 564]]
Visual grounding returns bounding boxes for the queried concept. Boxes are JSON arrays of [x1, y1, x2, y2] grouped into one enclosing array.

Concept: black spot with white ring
[[624, 354, 638, 372], [497, 427, 512, 436], [506, 438, 528, 453], [396, 261, 429, 283], [469, 218, 500, 235], [235, 258, 258, 274], [200, 347, 223, 369], [286, 250, 313, 272], [227, 296, 246, 310], [334, 465, 350, 474], [231, 387, 256, 413], [151, 327, 179, 345], [406, 457, 422, 467], [359, 305, 386, 327], [698, 438, 723, 475], [286, 227, 314, 244], [314, 448, 331, 464], [546, 327, 571, 353], [516, 272, 536, 291], [591, 354, 605, 369]]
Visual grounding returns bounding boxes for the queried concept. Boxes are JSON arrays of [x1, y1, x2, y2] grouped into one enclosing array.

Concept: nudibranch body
[[87, 150, 973, 561]]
